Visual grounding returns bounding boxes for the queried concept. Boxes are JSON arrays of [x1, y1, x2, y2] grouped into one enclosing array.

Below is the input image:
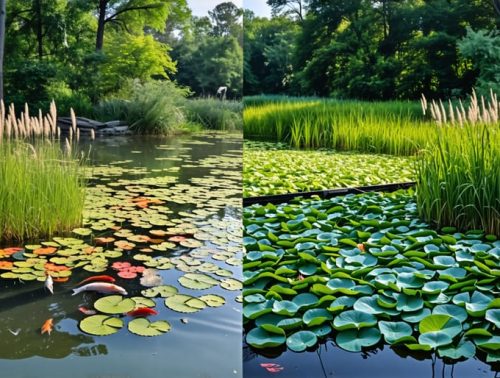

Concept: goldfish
[[45, 274, 54, 294], [72, 282, 127, 296], [41, 318, 53, 335], [75, 275, 116, 286], [127, 307, 158, 317]]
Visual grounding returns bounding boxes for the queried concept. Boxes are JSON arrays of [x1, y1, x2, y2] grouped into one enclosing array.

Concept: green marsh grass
[[0, 142, 86, 241], [244, 97, 431, 155], [416, 124, 500, 235]]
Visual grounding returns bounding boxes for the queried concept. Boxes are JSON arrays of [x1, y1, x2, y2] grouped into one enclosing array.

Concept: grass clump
[[183, 98, 242, 131], [94, 80, 193, 135], [0, 142, 86, 241], [416, 124, 499, 235]]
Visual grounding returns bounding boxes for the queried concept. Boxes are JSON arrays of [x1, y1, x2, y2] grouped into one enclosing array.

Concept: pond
[[0, 133, 243, 378], [242, 191, 500, 378]]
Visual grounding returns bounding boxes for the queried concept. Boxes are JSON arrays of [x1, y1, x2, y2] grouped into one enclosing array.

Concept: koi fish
[[78, 306, 97, 316], [72, 282, 127, 296], [41, 318, 53, 335], [45, 274, 54, 294], [127, 307, 158, 317], [75, 275, 116, 286]]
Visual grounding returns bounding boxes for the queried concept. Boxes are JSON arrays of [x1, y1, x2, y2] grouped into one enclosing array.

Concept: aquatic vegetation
[[0, 142, 86, 241], [244, 98, 437, 155], [243, 191, 499, 366], [416, 123, 500, 235], [0, 135, 242, 345], [243, 141, 415, 197], [183, 98, 243, 131]]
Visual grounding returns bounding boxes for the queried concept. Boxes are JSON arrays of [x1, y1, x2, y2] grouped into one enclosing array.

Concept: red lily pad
[[118, 270, 138, 279], [112, 262, 131, 271]]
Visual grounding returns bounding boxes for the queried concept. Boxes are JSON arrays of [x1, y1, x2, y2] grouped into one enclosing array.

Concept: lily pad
[[128, 318, 171, 337], [286, 330, 318, 352], [79, 315, 123, 336], [165, 294, 206, 313], [94, 295, 135, 314]]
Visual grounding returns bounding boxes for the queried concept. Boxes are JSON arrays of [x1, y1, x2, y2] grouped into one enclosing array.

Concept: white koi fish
[[45, 274, 54, 294], [72, 282, 127, 296]]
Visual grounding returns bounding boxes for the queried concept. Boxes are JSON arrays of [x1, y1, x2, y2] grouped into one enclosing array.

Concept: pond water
[[0, 133, 243, 378]]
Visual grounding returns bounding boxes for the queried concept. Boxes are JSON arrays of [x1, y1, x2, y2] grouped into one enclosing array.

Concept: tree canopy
[[245, 0, 500, 99]]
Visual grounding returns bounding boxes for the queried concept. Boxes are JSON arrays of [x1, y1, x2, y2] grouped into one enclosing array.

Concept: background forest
[[244, 0, 500, 99], [2, 0, 243, 117]]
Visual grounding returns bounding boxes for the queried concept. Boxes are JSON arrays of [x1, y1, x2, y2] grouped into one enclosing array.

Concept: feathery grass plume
[[421, 94, 427, 116], [90, 128, 95, 140]]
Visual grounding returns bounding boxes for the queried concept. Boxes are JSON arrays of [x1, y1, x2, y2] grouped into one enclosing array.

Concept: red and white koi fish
[[78, 306, 97, 315], [75, 275, 116, 286], [127, 307, 158, 317], [72, 282, 127, 296]]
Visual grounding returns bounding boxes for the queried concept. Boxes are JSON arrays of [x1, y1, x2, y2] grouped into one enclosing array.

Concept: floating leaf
[[247, 327, 286, 349], [336, 328, 381, 352], [79, 315, 123, 336], [178, 273, 218, 290], [286, 331, 318, 352], [128, 318, 171, 337], [165, 294, 206, 313], [94, 295, 135, 314]]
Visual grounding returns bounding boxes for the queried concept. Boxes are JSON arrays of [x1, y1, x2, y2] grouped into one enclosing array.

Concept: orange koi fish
[[41, 318, 54, 335], [127, 307, 158, 317]]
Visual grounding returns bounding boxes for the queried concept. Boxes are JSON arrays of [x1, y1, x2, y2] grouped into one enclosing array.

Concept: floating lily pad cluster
[[1, 136, 242, 340], [243, 190, 499, 364], [243, 141, 414, 197]]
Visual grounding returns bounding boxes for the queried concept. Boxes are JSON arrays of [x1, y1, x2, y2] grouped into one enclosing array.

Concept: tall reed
[[0, 101, 87, 241], [416, 123, 499, 235]]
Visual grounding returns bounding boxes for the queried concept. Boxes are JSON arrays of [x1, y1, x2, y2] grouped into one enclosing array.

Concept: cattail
[[421, 94, 427, 116], [448, 100, 455, 126], [65, 137, 72, 156]]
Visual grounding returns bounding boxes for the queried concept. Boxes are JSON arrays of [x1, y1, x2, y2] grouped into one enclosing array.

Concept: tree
[[94, 0, 171, 50], [267, 0, 306, 21], [209, 2, 242, 38], [0, 0, 5, 100]]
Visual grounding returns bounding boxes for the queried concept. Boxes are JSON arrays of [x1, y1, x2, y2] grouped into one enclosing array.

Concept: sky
[[187, 0, 271, 18]]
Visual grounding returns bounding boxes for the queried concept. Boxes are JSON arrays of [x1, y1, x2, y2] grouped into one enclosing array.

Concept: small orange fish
[[41, 318, 53, 335], [127, 307, 158, 317]]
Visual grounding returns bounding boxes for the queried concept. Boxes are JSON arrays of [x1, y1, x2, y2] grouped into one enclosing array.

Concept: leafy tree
[[458, 27, 500, 95], [266, 0, 307, 21], [209, 1, 243, 40]]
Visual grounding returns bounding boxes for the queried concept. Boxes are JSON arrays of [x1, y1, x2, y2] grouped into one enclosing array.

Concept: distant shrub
[[184, 98, 242, 131], [95, 80, 191, 135]]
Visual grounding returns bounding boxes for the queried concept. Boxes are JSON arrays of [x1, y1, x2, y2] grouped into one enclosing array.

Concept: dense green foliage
[[245, 1, 499, 99], [0, 142, 85, 241], [244, 141, 414, 197], [172, 3, 243, 99], [3, 0, 243, 119], [184, 99, 243, 131]]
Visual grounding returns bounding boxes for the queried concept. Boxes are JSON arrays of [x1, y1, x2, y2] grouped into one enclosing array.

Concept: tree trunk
[[96, 0, 107, 51], [0, 0, 5, 100], [35, 0, 42, 59]]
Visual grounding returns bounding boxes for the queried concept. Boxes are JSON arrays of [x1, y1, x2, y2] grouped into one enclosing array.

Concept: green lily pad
[[199, 294, 226, 307], [165, 294, 206, 313], [336, 328, 381, 352], [418, 315, 462, 348], [79, 315, 123, 336], [333, 310, 377, 331], [378, 321, 414, 344], [178, 273, 219, 290], [286, 330, 318, 352], [220, 278, 242, 291], [246, 326, 286, 349], [94, 295, 135, 314], [141, 285, 178, 298], [128, 318, 171, 337]]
